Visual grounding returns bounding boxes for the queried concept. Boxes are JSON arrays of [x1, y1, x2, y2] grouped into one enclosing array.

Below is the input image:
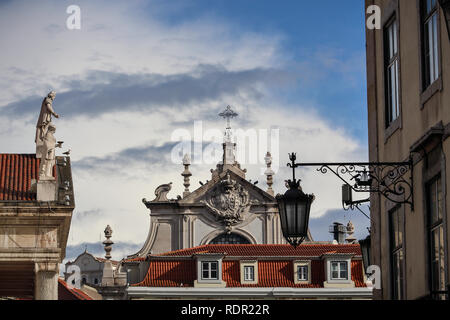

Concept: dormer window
[[244, 266, 255, 281], [194, 253, 226, 287], [322, 253, 355, 288], [297, 265, 308, 281], [201, 261, 218, 280], [240, 260, 258, 284], [330, 261, 348, 280], [293, 260, 311, 284]]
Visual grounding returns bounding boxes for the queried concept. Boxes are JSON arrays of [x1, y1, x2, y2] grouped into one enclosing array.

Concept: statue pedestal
[[37, 180, 57, 202], [102, 261, 115, 286]]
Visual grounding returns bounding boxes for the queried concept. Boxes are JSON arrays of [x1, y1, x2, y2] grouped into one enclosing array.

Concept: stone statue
[[38, 123, 60, 180], [36, 91, 59, 158], [345, 221, 357, 244]]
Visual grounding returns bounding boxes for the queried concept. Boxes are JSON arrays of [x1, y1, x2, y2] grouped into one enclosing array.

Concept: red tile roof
[[132, 244, 366, 288], [0, 153, 56, 201], [154, 244, 362, 257], [58, 278, 93, 300]]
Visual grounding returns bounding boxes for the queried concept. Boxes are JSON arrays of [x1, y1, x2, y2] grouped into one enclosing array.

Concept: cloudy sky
[[0, 0, 370, 260]]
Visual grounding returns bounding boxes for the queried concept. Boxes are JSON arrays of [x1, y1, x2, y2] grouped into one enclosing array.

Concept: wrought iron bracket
[[289, 155, 414, 211]]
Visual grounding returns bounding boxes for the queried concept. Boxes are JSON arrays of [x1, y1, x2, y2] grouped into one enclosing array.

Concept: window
[[240, 261, 258, 284], [421, 0, 440, 89], [297, 265, 308, 281], [201, 261, 218, 280], [330, 261, 348, 280], [210, 233, 251, 244], [384, 17, 400, 127], [323, 255, 353, 286], [244, 266, 255, 281], [427, 176, 446, 300], [293, 261, 310, 284], [195, 254, 225, 287], [390, 207, 404, 300]]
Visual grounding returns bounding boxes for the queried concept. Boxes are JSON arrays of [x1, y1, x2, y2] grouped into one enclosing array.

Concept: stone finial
[[153, 182, 172, 202], [345, 221, 357, 244], [182, 154, 192, 198], [264, 152, 275, 196], [101, 225, 116, 287], [103, 225, 114, 260], [219, 105, 238, 165]]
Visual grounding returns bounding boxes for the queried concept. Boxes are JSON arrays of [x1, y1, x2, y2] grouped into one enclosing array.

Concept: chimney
[[329, 222, 347, 244]]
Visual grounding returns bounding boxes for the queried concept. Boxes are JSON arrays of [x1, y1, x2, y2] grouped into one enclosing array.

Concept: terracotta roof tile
[[0, 153, 56, 201], [134, 260, 196, 287], [155, 244, 362, 257], [58, 278, 93, 300], [133, 244, 366, 288]]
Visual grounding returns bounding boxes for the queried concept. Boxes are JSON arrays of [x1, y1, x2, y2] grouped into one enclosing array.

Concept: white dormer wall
[[193, 254, 226, 288], [322, 254, 355, 288]]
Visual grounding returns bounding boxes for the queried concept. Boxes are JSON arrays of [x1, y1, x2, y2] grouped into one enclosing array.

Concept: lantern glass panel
[[286, 202, 296, 234], [296, 202, 306, 234]]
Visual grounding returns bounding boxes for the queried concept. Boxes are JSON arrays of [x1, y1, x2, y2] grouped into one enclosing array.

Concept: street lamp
[[439, 0, 450, 41], [359, 235, 371, 272], [276, 153, 315, 247]]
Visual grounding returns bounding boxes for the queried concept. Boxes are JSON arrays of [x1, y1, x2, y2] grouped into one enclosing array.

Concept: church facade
[[124, 106, 313, 285]]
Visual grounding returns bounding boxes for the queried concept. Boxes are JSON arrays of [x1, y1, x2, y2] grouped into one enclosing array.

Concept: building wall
[[143, 205, 284, 255], [366, 0, 450, 299], [65, 252, 104, 288]]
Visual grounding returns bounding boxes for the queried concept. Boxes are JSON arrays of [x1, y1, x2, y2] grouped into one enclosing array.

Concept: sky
[[0, 0, 370, 261]]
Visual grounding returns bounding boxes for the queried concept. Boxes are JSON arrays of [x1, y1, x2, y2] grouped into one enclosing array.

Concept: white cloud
[[0, 0, 367, 247]]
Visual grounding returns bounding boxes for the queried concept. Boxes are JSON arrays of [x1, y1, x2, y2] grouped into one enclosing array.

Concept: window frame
[[384, 16, 401, 129], [330, 261, 349, 281], [418, 0, 443, 105], [297, 265, 308, 281], [243, 265, 255, 281], [389, 206, 405, 300], [194, 254, 225, 286], [323, 255, 354, 286], [210, 233, 251, 245], [201, 261, 219, 280], [293, 260, 311, 284], [426, 175, 447, 300], [240, 260, 258, 284]]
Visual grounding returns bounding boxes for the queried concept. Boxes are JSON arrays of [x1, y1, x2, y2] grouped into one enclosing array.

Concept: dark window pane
[[390, 207, 404, 300], [427, 176, 445, 299], [384, 18, 400, 126], [422, 0, 439, 89], [210, 233, 250, 244]]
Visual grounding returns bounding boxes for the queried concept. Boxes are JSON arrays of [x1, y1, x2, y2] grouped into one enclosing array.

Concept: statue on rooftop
[[38, 123, 60, 181], [36, 91, 59, 158]]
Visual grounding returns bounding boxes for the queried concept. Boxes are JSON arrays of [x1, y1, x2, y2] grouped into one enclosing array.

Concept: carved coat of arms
[[202, 173, 251, 227]]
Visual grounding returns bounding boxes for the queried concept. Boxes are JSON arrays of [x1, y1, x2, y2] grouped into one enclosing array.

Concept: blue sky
[[145, 0, 369, 141], [0, 0, 370, 258]]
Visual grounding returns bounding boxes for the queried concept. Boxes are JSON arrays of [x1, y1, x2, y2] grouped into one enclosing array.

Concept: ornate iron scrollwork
[[293, 158, 414, 210]]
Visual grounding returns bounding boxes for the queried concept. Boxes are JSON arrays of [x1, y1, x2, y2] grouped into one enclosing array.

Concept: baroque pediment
[[181, 170, 275, 203], [179, 170, 276, 226], [201, 172, 253, 227]]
